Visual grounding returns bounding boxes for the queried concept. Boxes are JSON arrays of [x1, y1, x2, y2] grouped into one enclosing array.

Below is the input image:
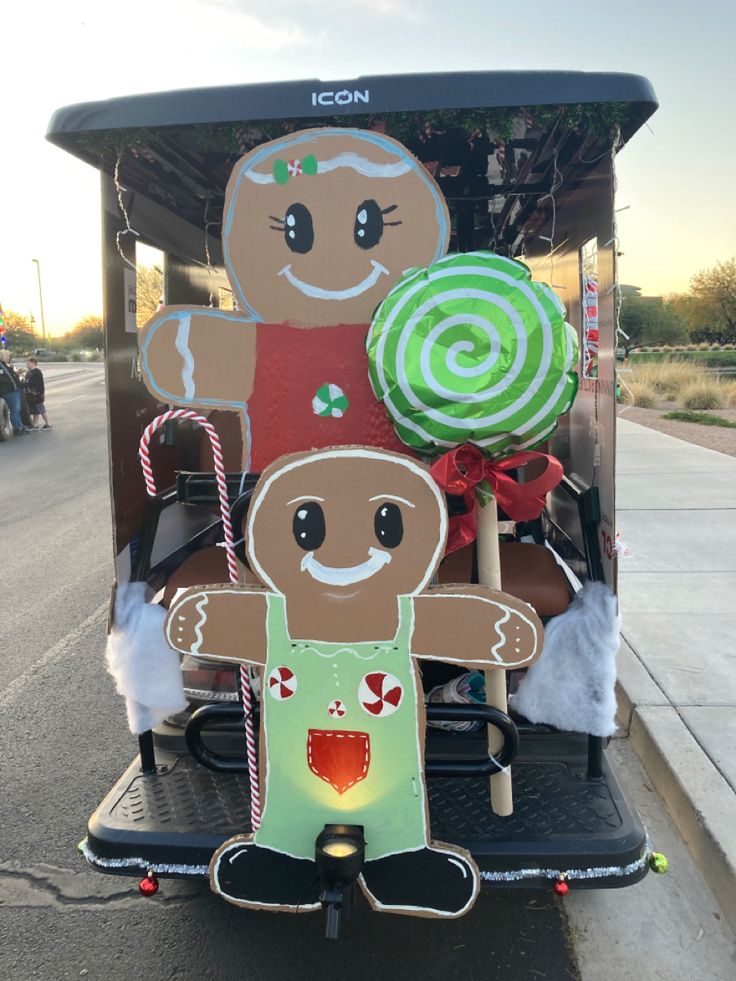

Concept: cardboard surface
[[138, 127, 450, 472], [165, 446, 543, 917]]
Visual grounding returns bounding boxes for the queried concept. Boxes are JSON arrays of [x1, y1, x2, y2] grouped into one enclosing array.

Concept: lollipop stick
[[476, 494, 514, 817]]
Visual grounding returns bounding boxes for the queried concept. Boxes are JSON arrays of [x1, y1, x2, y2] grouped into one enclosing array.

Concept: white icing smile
[[278, 260, 389, 300], [300, 547, 392, 586]]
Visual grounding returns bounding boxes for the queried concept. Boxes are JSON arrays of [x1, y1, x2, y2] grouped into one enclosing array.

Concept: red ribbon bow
[[430, 444, 564, 555]]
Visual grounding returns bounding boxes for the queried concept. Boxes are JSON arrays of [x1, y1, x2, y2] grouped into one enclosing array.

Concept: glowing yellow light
[[322, 841, 358, 859]]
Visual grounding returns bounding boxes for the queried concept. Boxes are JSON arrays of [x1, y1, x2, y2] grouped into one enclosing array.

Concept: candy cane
[[138, 408, 261, 829]]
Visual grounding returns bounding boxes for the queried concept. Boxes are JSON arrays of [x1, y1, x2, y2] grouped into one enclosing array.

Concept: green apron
[[254, 593, 428, 861]]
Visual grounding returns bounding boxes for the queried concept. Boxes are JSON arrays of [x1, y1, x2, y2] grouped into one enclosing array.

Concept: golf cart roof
[[46, 70, 657, 248], [47, 70, 656, 144]]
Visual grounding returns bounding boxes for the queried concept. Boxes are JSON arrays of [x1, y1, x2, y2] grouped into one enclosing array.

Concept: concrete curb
[[616, 638, 736, 931]]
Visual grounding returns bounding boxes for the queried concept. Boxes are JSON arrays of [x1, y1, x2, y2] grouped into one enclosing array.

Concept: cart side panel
[[102, 176, 233, 581], [526, 152, 617, 589]]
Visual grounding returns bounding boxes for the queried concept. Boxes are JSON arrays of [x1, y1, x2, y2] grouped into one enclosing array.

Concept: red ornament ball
[[139, 872, 159, 897], [554, 879, 569, 896]]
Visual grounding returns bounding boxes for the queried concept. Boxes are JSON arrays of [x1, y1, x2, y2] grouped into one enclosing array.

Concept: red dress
[[246, 322, 406, 473]]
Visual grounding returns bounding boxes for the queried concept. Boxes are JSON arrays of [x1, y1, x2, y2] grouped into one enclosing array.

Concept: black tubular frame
[[130, 487, 178, 774], [185, 703, 519, 777], [547, 475, 606, 780]]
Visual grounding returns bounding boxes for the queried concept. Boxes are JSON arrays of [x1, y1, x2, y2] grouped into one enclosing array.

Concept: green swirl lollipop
[[367, 252, 578, 457]]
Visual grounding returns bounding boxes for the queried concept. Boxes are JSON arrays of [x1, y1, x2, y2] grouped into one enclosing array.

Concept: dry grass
[[628, 361, 709, 400], [680, 383, 725, 410], [722, 382, 736, 407], [623, 359, 735, 410], [623, 382, 657, 408]]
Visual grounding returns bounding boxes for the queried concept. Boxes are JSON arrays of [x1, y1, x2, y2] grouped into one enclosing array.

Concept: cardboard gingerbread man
[[166, 446, 542, 918], [139, 128, 450, 471]]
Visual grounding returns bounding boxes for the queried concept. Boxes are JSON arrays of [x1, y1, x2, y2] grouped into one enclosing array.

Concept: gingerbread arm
[[165, 585, 268, 665], [411, 585, 543, 669], [139, 306, 257, 410]]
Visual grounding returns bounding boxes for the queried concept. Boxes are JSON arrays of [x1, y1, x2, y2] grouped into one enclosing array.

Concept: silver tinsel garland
[[480, 836, 651, 883], [79, 840, 208, 876], [80, 837, 651, 884]]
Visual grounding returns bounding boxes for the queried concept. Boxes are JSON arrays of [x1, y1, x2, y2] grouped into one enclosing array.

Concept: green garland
[[76, 102, 635, 164]]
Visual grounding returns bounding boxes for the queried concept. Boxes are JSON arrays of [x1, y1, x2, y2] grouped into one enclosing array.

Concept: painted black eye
[[354, 199, 384, 250], [293, 502, 326, 551], [284, 203, 314, 254], [374, 503, 403, 548]]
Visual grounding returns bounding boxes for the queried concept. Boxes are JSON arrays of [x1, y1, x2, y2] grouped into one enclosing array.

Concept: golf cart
[[46, 70, 659, 915]]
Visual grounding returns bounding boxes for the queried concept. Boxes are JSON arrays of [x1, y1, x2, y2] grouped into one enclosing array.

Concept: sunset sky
[[1, 0, 734, 336]]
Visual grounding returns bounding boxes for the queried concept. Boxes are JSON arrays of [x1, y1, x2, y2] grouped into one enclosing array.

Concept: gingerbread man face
[[246, 448, 447, 606], [224, 129, 450, 325]]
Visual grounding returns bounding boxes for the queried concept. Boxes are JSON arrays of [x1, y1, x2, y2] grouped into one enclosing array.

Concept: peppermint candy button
[[327, 699, 347, 718], [268, 666, 297, 700], [359, 672, 403, 718], [312, 383, 349, 418]]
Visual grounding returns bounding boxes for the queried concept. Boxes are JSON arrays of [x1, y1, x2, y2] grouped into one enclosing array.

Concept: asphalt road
[[3, 364, 728, 981]]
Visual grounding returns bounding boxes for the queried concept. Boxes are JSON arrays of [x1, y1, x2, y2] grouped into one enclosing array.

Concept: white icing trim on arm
[[174, 315, 196, 400]]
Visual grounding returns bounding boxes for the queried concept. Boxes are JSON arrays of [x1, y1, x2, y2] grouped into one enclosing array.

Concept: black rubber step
[[85, 745, 648, 890]]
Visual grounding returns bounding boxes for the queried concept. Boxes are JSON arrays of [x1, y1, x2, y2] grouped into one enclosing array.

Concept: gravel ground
[[618, 404, 736, 457]]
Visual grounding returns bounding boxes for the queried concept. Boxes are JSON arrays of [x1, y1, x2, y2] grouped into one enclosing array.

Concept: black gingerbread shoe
[[359, 844, 479, 918], [211, 837, 321, 911]]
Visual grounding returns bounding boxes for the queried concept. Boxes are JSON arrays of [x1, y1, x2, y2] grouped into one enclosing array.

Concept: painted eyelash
[[269, 215, 286, 231], [381, 204, 402, 227]]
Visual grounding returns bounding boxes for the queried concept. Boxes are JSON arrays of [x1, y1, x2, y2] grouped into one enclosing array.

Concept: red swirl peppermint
[[268, 666, 297, 701], [358, 672, 404, 718]]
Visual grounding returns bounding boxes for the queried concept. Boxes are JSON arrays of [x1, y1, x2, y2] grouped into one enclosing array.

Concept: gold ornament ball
[[649, 852, 669, 874]]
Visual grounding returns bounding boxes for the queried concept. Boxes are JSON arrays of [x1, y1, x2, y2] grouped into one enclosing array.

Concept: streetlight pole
[[31, 258, 46, 343]]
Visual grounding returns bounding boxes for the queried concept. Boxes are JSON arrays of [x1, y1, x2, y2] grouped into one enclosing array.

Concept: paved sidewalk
[[614, 415, 736, 929]]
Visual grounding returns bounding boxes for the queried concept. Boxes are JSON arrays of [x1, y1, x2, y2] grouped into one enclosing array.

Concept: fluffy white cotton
[[508, 581, 620, 737], [106, 581, 187, 735]]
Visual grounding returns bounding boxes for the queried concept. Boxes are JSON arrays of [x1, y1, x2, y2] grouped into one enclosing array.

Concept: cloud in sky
[[1, 0, 735, 334]]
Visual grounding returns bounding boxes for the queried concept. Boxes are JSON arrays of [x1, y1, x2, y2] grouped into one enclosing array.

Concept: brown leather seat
[[498, 542, 570, 617], [438, 541, 570, 618], [162, 545, 237, 608]]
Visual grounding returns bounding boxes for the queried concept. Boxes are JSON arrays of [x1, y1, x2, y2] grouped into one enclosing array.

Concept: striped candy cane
[[138, 408, 261, 829]]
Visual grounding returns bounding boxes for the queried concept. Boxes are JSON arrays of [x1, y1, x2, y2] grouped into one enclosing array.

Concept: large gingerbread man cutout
[[139, 128, 450, 471], [166, 447, 542, 918]]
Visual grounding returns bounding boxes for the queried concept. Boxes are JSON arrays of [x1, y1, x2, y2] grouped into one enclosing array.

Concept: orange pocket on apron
[[307, 729, 370, 795]]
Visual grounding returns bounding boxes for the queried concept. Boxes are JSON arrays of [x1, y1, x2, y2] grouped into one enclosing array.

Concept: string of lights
[[113, 152, 139, 270]]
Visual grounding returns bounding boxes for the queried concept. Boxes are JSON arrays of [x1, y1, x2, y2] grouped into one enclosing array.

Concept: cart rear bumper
[[84, 738, 649, 890]]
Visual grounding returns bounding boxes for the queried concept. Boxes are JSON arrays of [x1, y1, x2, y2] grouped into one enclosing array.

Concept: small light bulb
[[323, 841, 357, 859]]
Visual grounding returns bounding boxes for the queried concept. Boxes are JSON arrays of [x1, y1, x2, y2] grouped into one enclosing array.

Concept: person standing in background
[[24, 357, 52, 430], [0, 350, 27, 435]]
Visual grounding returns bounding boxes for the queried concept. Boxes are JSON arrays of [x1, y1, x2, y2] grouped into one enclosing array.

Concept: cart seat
[[165, 540, 571, 617], [439, 542, 570, 618], [162, 545, 237, 607], [499, 542, 571, 617]]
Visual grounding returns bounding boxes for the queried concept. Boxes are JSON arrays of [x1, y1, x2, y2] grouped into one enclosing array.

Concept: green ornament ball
[[649, 852, 669, 874]]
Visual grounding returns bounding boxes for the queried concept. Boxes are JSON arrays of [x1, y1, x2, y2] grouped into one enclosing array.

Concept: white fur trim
[[508, 581, 619, 737], [106, 582, 187, 734]]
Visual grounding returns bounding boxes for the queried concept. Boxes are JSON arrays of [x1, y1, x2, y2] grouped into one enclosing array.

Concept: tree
[[136, 264, 164, 328], [618, 296, 688, 354], [686, 258, 736, 344], [65, 314, 104, 349], [2, 310, 39, 354]]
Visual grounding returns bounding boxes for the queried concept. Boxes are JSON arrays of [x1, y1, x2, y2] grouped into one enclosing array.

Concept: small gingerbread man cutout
[[166, 446, 542, 918]]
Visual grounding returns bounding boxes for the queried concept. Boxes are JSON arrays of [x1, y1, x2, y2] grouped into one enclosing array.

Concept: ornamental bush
[[681, 383, 725, 410]]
